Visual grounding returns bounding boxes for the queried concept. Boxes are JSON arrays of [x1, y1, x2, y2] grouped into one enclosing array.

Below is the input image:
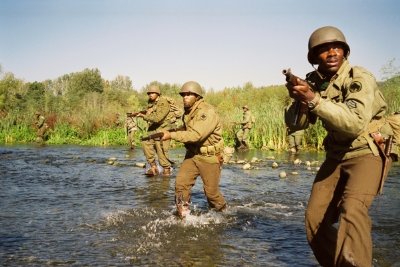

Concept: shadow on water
[[0, 145, 398, 266]]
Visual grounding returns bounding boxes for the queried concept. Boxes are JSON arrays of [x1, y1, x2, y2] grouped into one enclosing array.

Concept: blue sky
[[1, 0, 399, 91]]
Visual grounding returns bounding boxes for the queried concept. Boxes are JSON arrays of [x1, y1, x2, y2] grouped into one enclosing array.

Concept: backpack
[[165, 97, 183, 120], [386, 113, 400, 143], [368, 112, 400, 143]]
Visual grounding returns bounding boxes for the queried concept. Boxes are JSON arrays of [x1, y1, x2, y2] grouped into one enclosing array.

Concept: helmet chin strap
[[310, 63, 325, 80]]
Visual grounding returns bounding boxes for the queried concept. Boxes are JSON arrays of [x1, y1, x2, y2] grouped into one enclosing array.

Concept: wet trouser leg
[[154, 139, 171, 168], [242, 128, 250, 144], [142, 139, 156, 164], [175, 156, 226, 210], [294, 134, 303, 150], [305, 154, 384, 267]]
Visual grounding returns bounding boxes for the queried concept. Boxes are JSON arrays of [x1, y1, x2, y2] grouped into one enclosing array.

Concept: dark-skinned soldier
[[136, 85, 175, 176], [286, 26, 396, 267], [161, 81, 227, 218]]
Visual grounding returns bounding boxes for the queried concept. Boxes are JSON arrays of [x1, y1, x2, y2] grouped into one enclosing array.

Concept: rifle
[[282, 68, 308, 126], [141, 129, 179, 141], [126, 110, 146, 118]]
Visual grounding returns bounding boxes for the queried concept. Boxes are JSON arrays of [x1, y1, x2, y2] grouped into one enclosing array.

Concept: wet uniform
[[236, 109, 253, 146], [170, 99, 226, 211], [142, 96, 175, 171], [292, 59, 394, 266], [125, 116, 137, 149], [35, 114, 48, 142]]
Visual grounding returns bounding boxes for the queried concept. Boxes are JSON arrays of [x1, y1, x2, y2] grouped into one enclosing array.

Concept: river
[[0, 145, 399, 266]]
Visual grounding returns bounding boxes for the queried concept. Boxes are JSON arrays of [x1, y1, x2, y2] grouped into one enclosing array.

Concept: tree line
[[1, 66, 399, 150]]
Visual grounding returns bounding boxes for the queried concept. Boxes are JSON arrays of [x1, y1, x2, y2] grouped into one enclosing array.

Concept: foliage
[[0, 67, 399, 150]]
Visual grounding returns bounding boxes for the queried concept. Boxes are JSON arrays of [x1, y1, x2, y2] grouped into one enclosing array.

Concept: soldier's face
[[315, 42, 345, 75], [180, 92, 198, 108], [147, 92, 159, 101]]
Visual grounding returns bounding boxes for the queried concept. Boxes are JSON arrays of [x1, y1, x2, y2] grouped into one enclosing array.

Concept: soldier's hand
[[161, 130, 171, 141], [287, 79, 315, 102]]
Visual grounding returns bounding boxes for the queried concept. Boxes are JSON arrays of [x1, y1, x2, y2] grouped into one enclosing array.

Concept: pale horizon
[[1, 0, 399, 91]]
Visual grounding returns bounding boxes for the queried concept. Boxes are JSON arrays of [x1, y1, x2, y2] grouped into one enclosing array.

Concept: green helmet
[[147, 85, 161, 95], [307, 26, 350, 64], [179, 81, 203, 98]]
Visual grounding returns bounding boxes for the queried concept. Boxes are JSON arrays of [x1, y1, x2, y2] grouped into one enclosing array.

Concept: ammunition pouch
[[199, 139, 224, 156]]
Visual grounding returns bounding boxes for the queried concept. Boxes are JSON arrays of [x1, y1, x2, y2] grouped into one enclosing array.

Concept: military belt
[[199, 140, 224, 156]]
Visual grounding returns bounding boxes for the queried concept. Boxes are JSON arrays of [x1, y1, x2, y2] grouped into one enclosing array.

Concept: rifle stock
[[141, 128, 179, 141], [282, 68, 308, 126], [141, 132, 165, 141], [126, 110, 146, 118]]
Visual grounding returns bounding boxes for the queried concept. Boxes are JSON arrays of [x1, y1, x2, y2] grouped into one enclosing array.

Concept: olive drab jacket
[[142, 96, 176, 132], [292, 60, 388, 160], [170, 99, 224, 163], [241, 109, 253, 129]]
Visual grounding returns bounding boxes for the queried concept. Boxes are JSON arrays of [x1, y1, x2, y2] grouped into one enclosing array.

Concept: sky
[[1, 0, 400, 91]]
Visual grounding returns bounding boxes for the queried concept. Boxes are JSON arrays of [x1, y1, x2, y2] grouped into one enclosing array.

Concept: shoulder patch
[[349, 81, 362, 93], [346, 99, 357, 109]]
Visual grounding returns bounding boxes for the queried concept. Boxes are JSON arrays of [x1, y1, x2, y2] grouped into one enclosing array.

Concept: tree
[[0, 72, 25, 113], [109, 75, 133, 91]]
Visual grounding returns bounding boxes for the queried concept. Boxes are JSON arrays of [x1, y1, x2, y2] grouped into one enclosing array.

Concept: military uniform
[[142, 95, 176, 175], [125, 116, 137, 149], [35, 113, 48, 143], [293, 60, 393, 267], [236, 106, 253, 149], [170, 99, 226, 213], [285, 26, 398, 266]]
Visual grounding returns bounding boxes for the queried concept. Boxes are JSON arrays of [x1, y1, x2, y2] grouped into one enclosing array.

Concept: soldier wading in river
[[161, 81, 227, 218], [285, 26, 397, 267], [136, 85, 176, 177]]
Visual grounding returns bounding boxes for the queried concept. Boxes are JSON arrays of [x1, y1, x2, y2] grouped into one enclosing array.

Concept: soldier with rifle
[[150, 81, 227, 218], [284, 26, 397, 267], [135, 84, 177, 177], [34, 111, 48, 143], [235, 105, 253, 150]]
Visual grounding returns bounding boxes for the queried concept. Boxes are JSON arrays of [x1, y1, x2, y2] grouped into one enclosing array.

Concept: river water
[[0, 145, 399, 267]]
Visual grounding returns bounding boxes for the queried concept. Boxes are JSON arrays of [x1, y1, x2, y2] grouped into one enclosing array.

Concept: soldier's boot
[[162, 167, 171, 177], [145, 162, 159, 176], [176, 195, 190, 219]]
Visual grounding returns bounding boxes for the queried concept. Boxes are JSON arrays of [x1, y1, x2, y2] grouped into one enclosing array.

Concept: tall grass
[[1, 76, 400, 150]]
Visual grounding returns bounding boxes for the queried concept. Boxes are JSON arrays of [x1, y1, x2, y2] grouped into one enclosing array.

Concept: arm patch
[[346, 99, 358, 109], [349, 81, 362, 93]]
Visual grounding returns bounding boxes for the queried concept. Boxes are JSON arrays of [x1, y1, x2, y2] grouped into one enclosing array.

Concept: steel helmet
[[307, 26, 350, 64], [179, 81, 203, 98], [147, 85, 161, 95]]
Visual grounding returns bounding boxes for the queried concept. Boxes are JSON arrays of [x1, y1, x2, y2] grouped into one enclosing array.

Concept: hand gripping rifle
[[141, 129, 179, 141], [282, 68, 308, 126]]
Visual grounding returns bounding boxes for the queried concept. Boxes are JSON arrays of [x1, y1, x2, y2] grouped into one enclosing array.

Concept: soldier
[[136, 85, 176, 176], [125, 115, 137, 150], [161, 81, 227, 218], [286, 129, 304, 154], [236, 105, 253, 150], [284, 101, 305, 154], [34, 111, 48, 143], [285, 26, 396, 266]]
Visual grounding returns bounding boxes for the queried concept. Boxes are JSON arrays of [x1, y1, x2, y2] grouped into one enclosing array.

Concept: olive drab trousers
[[236, 128, 250, 143], [142, 139, 171, 168], [305, 153, 390, 267], [175, 155, 226, 211]]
